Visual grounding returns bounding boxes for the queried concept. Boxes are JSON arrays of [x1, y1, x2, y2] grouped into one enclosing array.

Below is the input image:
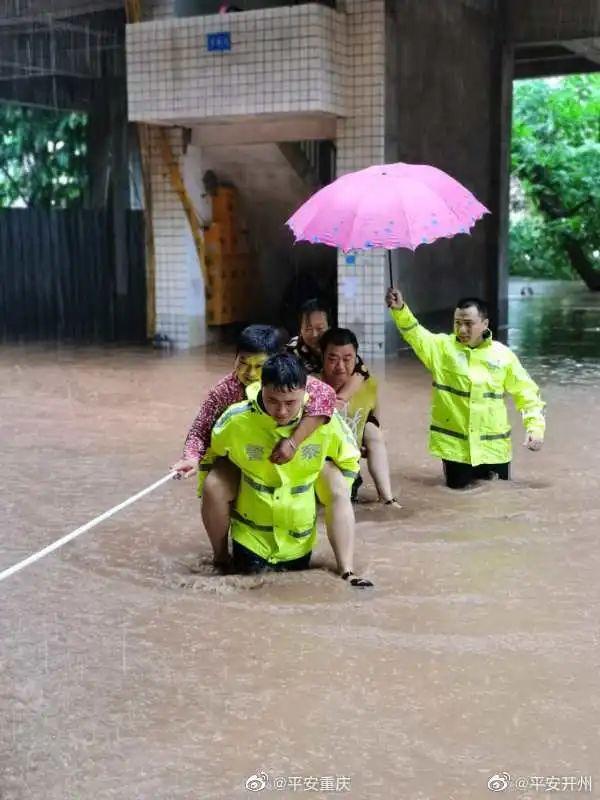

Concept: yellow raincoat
[[391, 305, 545, 466], [198, 384, 360, 563]]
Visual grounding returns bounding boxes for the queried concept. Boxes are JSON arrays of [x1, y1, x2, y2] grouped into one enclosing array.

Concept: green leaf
[[511, 75, 600, 282], [0, 104, 88, 208]]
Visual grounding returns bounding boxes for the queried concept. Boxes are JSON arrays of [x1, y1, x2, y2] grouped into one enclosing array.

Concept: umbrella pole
[[387, 250, 393, 287]]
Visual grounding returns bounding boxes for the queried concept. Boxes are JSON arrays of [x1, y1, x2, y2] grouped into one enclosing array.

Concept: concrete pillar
[[486, 4, 514, 340], [383, 0, 509, 345]]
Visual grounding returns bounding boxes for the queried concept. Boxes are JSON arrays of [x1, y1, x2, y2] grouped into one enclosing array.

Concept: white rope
[[0, 472, 176, 584]]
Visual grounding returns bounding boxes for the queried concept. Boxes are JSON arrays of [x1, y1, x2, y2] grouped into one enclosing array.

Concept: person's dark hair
[[456, 297, 489, 319], [261, 353, 307, 390], [237, 325, 282, 356], [298, 298, 330, 327], [319, 327, 359, 354]]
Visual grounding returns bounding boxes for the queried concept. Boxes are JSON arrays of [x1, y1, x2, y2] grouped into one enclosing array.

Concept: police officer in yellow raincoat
[[386, 287, 545, 489], [198, 352, 373, 587]]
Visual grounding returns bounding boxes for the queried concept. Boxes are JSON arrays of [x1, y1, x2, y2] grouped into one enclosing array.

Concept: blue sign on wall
[[207, 32, 231, 52]]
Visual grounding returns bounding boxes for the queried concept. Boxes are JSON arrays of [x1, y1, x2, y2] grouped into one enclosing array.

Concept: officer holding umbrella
[[286, 161, 545, 488], [386, 287, 545, 489]]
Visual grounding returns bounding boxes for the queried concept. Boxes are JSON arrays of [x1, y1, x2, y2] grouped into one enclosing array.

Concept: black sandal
[[342, 571, 374, 588]]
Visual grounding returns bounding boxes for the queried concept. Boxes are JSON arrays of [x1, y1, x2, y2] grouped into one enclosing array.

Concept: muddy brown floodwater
[[1, 280, 600, 799]]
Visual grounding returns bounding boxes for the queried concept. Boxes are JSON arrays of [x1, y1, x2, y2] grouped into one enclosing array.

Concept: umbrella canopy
[[286, 162, 489, 254]]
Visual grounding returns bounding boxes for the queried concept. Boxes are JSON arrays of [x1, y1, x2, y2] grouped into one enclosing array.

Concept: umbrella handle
[[387, 250, 393, 287]]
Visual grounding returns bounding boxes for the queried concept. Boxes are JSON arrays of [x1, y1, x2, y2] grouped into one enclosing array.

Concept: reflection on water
[[508, 278, 600, 383]]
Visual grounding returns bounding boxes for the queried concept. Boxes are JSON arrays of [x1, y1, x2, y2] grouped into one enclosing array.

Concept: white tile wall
[[336, 0, 386, 359], [127, 5, 347, 123]]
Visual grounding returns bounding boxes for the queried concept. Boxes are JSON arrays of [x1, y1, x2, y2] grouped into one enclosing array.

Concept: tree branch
[[562, 235, 600, 291], [0, 162, 27, 206]]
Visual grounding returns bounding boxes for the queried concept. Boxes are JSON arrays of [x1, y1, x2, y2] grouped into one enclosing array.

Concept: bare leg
[[363, 421, 395, 503], [317, 462, 372, 586], [318, 461, 355, 575], [201, 458, 240, 565]]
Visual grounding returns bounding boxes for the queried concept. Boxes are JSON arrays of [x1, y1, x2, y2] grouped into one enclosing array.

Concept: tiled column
[[148, 127, 192, 347], [336, 0, 386, 359]]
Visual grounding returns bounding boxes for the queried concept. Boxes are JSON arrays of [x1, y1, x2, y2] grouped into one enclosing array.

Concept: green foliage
[[510, 75, 600, 282], [509, 214, 574, 279], [0, 104, 88, 208]]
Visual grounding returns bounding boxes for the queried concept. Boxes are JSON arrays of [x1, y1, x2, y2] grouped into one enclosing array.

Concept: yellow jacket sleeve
[[390, 305, 440, 372], [504, 355, 546, 436], [326, 413, 361, 485], [196, 409, 233, 496]]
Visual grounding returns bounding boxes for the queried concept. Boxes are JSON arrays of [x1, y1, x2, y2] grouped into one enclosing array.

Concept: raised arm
[[385, 287, 439, 372]]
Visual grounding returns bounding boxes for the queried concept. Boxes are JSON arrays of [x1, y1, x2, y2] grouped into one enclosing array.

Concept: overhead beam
[[515, 55, 599, 79], [508, 0, 600, 45]]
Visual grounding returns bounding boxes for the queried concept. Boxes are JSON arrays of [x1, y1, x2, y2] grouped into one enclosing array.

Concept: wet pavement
[[1, 279, 600, 799]]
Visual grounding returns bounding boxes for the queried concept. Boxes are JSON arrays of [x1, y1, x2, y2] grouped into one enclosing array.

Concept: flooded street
[[2, 279, 600, 800]]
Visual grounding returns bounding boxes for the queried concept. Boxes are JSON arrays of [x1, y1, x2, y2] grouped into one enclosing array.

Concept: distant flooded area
[[509, 277, 600, 384]]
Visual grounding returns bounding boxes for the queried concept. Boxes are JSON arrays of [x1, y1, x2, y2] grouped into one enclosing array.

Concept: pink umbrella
[[286, 162, 489, 283]]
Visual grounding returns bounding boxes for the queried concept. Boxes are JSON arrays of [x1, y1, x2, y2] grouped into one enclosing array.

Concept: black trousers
[[232, 540, 312, 574], [442, 459, 510, 489]]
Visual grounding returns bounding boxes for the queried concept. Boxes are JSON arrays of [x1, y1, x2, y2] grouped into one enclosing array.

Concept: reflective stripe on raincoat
[[391, 305, 545, 466], [198, 384, 360, 564]]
